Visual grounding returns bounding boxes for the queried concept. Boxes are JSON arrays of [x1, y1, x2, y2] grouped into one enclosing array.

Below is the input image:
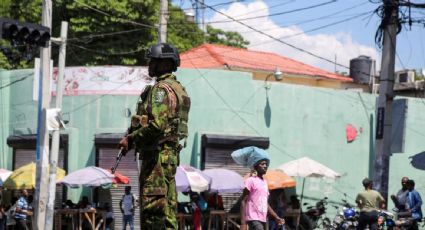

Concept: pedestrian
[[355, 178, 385, 230], [269, 189, 287, 230], [14, 189, 32, 230], [406, 179, 422, 229], [119, 43, 190, 229], [120, 186, 135, 230], [390, 176, 409, 212], [240, 159, 285, 230], [0, 186, 5, 230]]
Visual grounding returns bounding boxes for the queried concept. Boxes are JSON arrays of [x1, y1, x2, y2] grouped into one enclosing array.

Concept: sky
[[172, 0, 425, 74]]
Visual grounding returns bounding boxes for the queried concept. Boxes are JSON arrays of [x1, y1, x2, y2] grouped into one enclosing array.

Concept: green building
[[1, 66, 425, 228]]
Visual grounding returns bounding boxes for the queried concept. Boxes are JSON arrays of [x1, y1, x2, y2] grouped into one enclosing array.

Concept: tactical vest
[[137, 75, 190, 142]]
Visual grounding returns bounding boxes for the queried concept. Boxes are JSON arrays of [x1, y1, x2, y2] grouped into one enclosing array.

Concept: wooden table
[[208, 210, 226, 230], [55, 208, 104, 230], [226, 213, 240, 230], [176, 213, 192, 230]]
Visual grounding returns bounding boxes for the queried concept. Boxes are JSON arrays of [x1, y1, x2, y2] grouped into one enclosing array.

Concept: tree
[[0, 1, 249, 69], [205, 24, 250, 48]]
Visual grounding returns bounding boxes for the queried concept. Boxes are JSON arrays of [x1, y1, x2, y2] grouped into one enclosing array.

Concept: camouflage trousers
[[139, 144, 179, 230]]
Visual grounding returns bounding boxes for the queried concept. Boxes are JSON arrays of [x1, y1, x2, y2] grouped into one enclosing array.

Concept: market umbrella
[[176, 165, 211, 193], [4, 162, 66, 189], [202, 168, 244, 194], [264, 169, 296, 190], [277, 157, 341, 201], [244, 169, 296, 190], [59, 166, 114, 188], [0, 169, 12, 185], [108, 170, 130, 185]]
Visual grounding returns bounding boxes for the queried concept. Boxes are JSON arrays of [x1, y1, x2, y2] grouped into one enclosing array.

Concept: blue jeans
[[123, 214, 134, 230]]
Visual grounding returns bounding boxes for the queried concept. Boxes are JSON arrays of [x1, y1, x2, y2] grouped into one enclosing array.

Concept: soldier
[[119, 43, 190, 230]]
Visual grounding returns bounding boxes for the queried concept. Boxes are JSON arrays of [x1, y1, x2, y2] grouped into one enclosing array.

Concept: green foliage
[[0, 0, 249, 69], [205, 25, 250, 48], [167, 5, 204, 53]]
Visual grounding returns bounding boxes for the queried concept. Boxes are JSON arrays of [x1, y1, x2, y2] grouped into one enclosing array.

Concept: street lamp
[[264, 67, 283, 90]]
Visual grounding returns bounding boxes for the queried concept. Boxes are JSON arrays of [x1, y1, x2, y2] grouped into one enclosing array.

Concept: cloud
[[207, 1, 380, 73]]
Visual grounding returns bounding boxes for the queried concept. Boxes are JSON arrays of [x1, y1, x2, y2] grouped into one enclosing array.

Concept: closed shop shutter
[[14, 149, 66, 208], [204, 147, 250, 211], [201, 134, 270, 212], [98, 148, 140, 230]]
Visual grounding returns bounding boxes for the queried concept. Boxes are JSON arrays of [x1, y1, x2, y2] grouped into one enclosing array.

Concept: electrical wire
[[220, 0, 295, 18], [0, 73, 32, 90], [73, 0, 157, 29], [278, 11, 373, 40], [67, 28, 147, 42], [196, 0, 357, 71], [68, 43, 146, 56], [194, 0, 338, 25]]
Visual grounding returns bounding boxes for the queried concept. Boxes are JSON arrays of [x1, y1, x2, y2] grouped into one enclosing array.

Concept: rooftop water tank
[[349, 56, 374, 84]]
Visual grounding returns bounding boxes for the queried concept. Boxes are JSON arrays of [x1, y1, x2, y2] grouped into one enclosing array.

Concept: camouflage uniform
[[128, 73, 190, 230]]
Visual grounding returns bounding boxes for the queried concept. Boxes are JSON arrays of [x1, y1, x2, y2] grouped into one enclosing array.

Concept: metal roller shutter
[[97, 148, 140, 230], [203, 147, 250, 211], [201, 134, 270, 212]]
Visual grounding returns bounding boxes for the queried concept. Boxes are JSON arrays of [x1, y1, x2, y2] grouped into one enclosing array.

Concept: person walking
[[406, 179, 422, 230], [14, 189, 32, 230], [232, 147, 284, 230], [119, 43, 190, 230], [390, 176, 409, 212], [355, 178, 385, 230], [120, 186, 135, 230]]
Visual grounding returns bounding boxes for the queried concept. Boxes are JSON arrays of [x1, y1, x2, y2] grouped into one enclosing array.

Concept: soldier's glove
[[119, 136, 131, 154]]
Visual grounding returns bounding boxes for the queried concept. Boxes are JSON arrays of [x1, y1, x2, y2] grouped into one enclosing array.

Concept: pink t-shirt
[[244, 176, 269, 222]]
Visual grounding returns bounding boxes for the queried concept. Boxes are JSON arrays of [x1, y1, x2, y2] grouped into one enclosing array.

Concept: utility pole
[[34, 0, 52, 229], [45, 21, 68, 230], [159, 0, 168, 43], [374, 0, 399, 201], [201, 0, 205, 32]]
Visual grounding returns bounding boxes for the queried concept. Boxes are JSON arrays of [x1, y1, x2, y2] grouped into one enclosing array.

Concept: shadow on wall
[[264, 96, 271, 128], [409, 151, 425, 170]]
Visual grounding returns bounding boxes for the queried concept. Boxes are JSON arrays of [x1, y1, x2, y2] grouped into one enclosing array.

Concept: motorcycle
[[299, 197, 332, 230], [331, 199, 359, 230]]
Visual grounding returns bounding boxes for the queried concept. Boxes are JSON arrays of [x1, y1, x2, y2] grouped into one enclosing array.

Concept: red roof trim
[[181, 44, 353, 82]]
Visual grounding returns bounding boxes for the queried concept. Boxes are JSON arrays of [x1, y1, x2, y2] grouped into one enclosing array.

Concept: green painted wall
[[1, 67, 425, 211]]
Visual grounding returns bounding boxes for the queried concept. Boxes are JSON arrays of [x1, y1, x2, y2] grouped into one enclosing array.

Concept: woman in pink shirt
[[240, 159, 285, 230]]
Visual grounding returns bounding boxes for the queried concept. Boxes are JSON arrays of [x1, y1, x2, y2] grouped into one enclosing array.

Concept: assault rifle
[[111, 147, 125, 174]]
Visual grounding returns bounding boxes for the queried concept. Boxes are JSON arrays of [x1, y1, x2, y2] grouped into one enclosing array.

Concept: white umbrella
[[277, 157, 341, 202], [0, 169, 12, 185], [59, 166, 114, 188], [278, 157, 341, 179], [202, 168, 244, 194], [176, 165, 211, 193]]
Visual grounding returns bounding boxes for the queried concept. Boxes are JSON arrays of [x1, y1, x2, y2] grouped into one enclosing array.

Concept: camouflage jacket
[[128, 73, 190, 153]]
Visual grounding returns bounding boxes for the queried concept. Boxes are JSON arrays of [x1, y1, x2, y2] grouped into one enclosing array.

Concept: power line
[[219, 0, 295, 18], [73, 0, 157, 29], [278, 11, 373, 40], [67, 28, 147, 42], [0, 73, 32, 90], [198, 0, 338, 25], [185, 55, 298, 160], [195, 0, 361, 72], [68, 43, 146, 56]]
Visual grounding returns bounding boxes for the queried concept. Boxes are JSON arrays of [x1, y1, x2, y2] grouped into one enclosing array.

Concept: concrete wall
[[1, 67, 425, 210]]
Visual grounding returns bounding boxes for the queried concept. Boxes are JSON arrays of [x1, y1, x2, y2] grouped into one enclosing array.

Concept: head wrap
[[231, 146, 270, 169]]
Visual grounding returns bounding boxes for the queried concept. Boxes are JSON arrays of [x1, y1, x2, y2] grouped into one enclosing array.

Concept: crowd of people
[[355, 176, 423, 230]]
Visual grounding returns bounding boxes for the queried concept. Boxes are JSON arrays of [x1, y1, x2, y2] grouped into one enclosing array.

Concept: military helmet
[[146, 43, 180, 71]]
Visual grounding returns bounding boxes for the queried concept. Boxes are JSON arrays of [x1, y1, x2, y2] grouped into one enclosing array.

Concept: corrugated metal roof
[[180, 44, 353, 82]]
